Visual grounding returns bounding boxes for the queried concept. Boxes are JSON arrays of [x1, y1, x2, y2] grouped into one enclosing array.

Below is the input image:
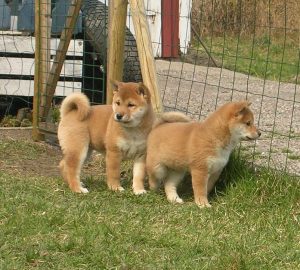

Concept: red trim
[[161, 0, 179, 58]]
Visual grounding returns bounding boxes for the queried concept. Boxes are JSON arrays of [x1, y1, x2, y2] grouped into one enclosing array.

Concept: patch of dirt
[[1, 128, 32, 140], [0, 128, 106, 179]]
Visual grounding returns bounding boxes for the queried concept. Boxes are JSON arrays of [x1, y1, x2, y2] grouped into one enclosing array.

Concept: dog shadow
[[176, 174, 237, 203], [175, 174, 224, 202], [83, 176, 107, 191], [177, 155, 254, 202], [81, 159, 134, 192]]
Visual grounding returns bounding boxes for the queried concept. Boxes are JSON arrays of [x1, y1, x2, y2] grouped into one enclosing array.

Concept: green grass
[[1, 143, 300, 269], [282, 148, 293, 154], [287, 155, 300, 160], [194, 35, 299, 84]]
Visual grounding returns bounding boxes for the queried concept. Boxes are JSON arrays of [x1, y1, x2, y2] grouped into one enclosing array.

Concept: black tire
[[82, 0, 142, 82]]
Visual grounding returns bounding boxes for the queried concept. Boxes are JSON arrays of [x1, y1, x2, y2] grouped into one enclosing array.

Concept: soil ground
[[0, 128, 106, 179]]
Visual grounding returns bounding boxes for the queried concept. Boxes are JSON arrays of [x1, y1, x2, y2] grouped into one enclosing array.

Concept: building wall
[[100, 0, 192, 57]]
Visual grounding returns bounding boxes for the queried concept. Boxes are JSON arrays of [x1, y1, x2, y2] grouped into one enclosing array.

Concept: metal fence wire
[[0, 0, 299, 176]]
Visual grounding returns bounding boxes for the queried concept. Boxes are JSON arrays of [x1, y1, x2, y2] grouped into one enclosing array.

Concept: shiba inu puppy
[[146, 101, 261, 207], [58, 81, 190, 194]]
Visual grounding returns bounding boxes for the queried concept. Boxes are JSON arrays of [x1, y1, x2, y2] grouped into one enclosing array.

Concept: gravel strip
[[156, 59, 300, 176]]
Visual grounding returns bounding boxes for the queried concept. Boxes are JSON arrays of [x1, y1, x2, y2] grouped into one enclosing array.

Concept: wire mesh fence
[[0, 0, 299, 176], [157, 0, 299, 176], [0, 0, 109, 128]]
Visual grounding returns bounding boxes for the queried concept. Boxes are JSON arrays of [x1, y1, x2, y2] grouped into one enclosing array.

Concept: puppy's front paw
[[174, 197, 184, 204], [109, 185, 125, 192], [197, 202, 212, 208], [69, 183, 89, 193], [167, 196, 184, 204], [195, 197, 211, 208], [77, 182, 89, 193], [133, 188, 147, 195], [80, 187, 89, 193]]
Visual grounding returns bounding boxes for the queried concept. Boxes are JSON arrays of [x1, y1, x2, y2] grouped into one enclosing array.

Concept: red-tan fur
[[146, 101, 261, 207], [58, 81, 190, 194]]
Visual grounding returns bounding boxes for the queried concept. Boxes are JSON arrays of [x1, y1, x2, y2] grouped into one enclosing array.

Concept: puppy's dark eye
[[116, 101, 120, 106], [128, 103, 135, 108], [246, 121, 251, 126]]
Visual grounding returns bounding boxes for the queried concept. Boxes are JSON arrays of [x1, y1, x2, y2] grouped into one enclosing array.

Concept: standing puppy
[[58, 81, 190, 194], [146, 101, 261, 207]]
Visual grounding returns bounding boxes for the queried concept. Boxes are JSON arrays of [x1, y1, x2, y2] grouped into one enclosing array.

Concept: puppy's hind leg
[[60, 146, 89, 193], [147, 164, 167, 191], [164, 171, 185, 204]]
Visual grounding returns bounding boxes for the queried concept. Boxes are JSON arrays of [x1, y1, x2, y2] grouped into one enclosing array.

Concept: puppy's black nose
[[116, 113, 123, 120], [258, 130, 261, 137]]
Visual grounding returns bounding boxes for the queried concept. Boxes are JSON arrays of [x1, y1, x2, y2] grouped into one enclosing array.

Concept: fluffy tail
[[60, 92, 91, 121], [153, 111, 191, 128]]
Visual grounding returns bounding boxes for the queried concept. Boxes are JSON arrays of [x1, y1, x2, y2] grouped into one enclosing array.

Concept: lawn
[[0, 138, 299, 269], [193, 35, 299, 84]]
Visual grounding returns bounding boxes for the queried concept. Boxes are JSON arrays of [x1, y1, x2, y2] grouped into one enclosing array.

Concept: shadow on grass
[[82, 160, 135, 192], [81, 152, 257, 203], [82, 176, 107, 191], [176, 152, 256, 202]]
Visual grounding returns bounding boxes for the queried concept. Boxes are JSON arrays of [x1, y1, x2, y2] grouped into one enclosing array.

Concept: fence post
[[106, 0, 128, 104], [39, 0, 51, 119], [41, 0, 83, 119], [128, 0, 163, 113], [32, 0, 44, 141]]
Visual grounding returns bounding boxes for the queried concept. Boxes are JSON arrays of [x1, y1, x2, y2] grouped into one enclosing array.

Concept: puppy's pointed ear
[[111, 80, 122, 94], [137, 83, 151, 101], [235, 100, 250, 116]]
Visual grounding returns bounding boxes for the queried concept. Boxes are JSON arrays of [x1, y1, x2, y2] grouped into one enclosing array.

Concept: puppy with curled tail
[[58, 81, 191, 194]]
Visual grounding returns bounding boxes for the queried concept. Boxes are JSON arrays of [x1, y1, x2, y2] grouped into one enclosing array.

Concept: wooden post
[[106, 0, 128, 104], [128, 0, 163, 113], [32, 0, 44, 141], [41, 0, 83, 118], [39, 0, 51, 119]]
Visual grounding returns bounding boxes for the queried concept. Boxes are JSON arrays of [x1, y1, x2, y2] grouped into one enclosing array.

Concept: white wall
[[179, 0, 192, 54], [100, 0, 192, 57], [127, 1, 162, 57]]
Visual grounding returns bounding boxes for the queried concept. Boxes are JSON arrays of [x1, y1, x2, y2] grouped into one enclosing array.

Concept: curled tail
[[60, 92, 91, 121], [153, 111, 191, 128]]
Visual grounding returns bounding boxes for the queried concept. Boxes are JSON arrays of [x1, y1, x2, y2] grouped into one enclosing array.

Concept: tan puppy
[[58, 81, 190, 194], [146, 101, 261, 207]]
